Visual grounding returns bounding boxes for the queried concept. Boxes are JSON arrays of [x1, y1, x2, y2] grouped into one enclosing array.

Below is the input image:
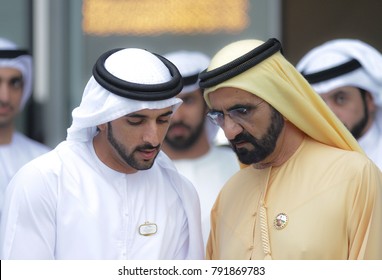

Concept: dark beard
[[350, 91, 369, 139], [164, 119, 205, 151], [107, 122, 158, 170], [230, 108, 285, 165]]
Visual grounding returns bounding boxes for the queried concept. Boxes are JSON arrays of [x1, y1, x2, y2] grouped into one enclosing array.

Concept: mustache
[[136, 143, 160, 151], [230, 132, 255, 145], [169, 122, 191, 130], [0, 101, 13, 108]]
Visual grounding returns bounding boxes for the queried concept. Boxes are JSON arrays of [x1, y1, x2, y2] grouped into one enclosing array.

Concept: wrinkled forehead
[[208, 87, 264, 108]]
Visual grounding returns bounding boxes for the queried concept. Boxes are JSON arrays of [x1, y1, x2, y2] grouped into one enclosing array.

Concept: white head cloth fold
[[164, 50, 219, 142], [164, 51, 210, 93], [0, 37, 33, 110], [297, 39, 382, 107], [67, 48, 182, 142]]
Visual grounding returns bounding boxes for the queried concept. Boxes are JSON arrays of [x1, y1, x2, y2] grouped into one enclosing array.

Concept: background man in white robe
[[0, 37, 50, 222], [0, 47, 204, 260], [163, 51, 240, 247], [297, 39, 382, 170]]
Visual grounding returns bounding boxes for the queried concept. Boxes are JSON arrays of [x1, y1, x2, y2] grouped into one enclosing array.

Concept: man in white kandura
[[0, 37, 50, 222], [0, 47, 204, 260]]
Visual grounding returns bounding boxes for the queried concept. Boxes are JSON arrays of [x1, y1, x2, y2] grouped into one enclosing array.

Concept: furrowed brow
[[227, 103, 255, 111], [160, 110, 173, 117], [209, 108, 223, 114], [127, 113, 146, 118]]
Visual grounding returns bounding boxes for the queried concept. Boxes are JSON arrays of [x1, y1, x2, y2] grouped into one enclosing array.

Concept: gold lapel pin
[[274, 213, 288, 230]]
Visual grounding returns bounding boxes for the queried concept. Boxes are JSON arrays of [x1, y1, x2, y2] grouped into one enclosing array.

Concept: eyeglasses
[[207, 100, 264, 127]]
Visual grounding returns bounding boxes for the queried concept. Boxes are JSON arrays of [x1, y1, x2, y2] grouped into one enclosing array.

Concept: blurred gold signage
[[83, 0, 249, 35]]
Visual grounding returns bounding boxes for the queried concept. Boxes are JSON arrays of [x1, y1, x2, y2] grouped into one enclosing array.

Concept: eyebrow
[[210, 103, 257, 113], [332, 90, 350, 95], [0, 75, 23, 82], [10, 75, 23, 80], [324, 90, 350, 99], [127, 110, 173, 118], [228, 104, 255, 111]]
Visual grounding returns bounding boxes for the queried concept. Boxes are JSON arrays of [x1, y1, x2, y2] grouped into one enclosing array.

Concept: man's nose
[[221, 116, 243, 141], [0, 84, 12, 103], [142, 123, 161, 146]]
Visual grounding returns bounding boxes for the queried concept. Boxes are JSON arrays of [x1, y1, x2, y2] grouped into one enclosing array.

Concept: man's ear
[[97, 123, 107, 132]]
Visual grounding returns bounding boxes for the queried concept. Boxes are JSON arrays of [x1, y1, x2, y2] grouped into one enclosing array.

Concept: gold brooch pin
[[274, 213, 288, 230]]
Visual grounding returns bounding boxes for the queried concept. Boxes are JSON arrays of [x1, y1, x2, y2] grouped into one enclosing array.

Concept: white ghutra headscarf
[[164, 50, 221, 143], [0, 37, 33, 110], [297, 39, 382, 107], [67, 48, 183, 142]]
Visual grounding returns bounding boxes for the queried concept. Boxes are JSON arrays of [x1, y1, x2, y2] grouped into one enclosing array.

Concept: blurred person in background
[[297, 39, 382, 170], [163, 51, 240, 247], [0, 37, 50, 221]]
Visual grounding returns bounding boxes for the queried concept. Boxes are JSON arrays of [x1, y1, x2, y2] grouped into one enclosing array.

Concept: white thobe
[[0, 132, 50, 220], [0, 140, 203, 260], [173, 146, 240, 248]]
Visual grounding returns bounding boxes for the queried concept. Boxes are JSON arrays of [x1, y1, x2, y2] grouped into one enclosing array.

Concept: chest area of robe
[[213, 140, 363, 260]]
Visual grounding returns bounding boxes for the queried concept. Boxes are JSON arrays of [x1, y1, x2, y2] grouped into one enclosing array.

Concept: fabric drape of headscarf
[[0, 37, 32, 110], [165, 51, 210, 94], [67, 48, 182, 142], [202, 39, 363, 153], [296, 39, 382, 107], [164, 50, 219, 143]]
